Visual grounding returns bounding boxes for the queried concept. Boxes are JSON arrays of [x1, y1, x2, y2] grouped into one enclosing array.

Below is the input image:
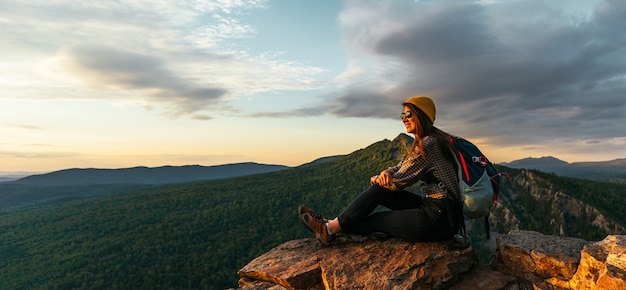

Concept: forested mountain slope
[[1, 134, 624, 289]]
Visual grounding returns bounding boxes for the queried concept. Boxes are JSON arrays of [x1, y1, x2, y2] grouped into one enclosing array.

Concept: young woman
[[299, 96, 462, 245]]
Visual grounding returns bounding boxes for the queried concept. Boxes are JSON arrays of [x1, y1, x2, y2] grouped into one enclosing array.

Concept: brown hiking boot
[[299, 212, 334, 246], [298, 205, 327, 224]]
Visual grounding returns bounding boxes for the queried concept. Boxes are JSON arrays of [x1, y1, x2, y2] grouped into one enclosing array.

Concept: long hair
[[406, 103, 456, 162]]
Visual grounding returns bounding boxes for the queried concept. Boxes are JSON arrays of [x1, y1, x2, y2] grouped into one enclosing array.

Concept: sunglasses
[[400, 110, 413, 120]]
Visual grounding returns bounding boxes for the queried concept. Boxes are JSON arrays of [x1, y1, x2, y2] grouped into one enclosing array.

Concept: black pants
[[337, 184, 458, 242]]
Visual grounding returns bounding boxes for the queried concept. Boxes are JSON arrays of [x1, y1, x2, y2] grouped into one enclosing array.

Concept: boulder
[[493, 230, 626, 290], [493, 230, 589, 285], [566, 235, 626, 290]]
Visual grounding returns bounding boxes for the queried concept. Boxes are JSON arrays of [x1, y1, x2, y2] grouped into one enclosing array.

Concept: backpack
[[448, 136, 509, 240]]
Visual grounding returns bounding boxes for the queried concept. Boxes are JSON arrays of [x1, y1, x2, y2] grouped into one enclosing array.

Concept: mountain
[[500, 156, 626, 181], [0, 163, 289, 210], [8, 162, 289, 186], [0, 176, 21, 183], [297, 155, 344, 167], [501, 156, 569, 169], [0, 172, 37, 183], [0, 134, 624, 289]]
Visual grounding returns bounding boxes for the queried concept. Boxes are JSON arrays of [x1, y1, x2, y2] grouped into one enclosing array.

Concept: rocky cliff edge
[[236, 230, 625, 290]]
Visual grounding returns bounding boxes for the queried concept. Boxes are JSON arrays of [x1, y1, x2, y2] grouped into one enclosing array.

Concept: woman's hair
[[406, 103, 456, 162]]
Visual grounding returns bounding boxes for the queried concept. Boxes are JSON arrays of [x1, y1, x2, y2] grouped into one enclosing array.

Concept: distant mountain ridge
[[0, 163, 290, 210], [7, 162, 289, 186], [500, 156, 626, 180]]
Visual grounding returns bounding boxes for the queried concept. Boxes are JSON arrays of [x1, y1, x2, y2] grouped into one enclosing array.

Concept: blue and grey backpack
[[448, 136, 509, 240]]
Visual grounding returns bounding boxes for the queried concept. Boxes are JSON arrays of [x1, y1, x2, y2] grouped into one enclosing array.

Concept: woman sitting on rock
[[299, 96, 462, 245]]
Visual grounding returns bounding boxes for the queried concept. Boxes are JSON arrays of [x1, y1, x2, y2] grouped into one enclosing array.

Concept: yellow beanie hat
[[403, 96, 436, 123]]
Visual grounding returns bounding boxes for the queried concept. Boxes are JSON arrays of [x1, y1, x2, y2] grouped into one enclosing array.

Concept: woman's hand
[[374, 170, 393, 187]]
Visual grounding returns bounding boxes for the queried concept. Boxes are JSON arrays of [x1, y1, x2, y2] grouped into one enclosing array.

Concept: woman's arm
[[371, 159, 403, 186]]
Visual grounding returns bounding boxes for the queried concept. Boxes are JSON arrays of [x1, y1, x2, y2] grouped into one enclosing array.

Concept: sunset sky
[[1, 0, 625, 174]]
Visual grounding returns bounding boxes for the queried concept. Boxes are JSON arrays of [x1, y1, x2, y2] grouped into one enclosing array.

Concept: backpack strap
[[448, 136, 469, 240], [447, 136, 464, 201]]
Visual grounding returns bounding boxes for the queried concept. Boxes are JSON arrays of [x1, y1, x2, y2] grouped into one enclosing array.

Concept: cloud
[[5, 124, 42, 130], [56, 44, 228, 115], [1, 0, 328, 117], [0, 149, 79, 159], [291, 0, 626, 149]]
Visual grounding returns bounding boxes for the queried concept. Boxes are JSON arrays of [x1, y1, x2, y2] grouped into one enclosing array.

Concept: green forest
[[1, 134, 625, 289]]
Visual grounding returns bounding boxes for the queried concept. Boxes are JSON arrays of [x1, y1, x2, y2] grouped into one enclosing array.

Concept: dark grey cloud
[[249, 86, 398, 118], [60, 45, 228, 115], [251, 106, 328, 118], [326, 88, 400, 118], [295, 0, 626, 153]]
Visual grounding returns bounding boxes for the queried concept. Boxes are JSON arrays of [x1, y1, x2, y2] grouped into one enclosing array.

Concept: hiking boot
[[300, 212, 334, 246], [298, 205, 327, 224]]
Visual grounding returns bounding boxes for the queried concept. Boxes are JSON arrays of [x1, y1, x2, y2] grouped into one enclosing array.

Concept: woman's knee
[[364, 183, 389, 195]]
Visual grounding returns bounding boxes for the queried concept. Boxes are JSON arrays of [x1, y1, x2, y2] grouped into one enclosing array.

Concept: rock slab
[[238, 235, 477, 290]]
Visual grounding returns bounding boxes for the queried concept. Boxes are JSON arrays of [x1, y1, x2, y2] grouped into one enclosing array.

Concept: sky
[[1, 0, 625, 174]]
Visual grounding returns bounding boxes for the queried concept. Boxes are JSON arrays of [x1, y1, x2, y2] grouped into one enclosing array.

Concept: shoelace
[[301, 206, 328, 223], [310, 212, 327, 223]]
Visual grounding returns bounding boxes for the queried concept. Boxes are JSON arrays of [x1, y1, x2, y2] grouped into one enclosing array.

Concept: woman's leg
[[340, 208, 453, 242], [333, 184, 456, 242], [336, 184, 422, 230]]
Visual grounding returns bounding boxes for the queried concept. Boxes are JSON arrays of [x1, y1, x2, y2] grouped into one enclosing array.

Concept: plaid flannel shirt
[[386, 135, 460, 200]]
